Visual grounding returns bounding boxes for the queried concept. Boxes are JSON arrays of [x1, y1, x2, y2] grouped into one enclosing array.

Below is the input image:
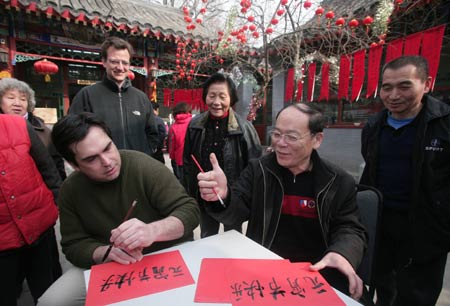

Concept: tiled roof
[[318, 0, 379, 16], [1, 0, 212, 42]]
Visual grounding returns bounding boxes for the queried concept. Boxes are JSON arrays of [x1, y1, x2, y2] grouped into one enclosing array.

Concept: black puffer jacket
[[183, 109, 262, 201], [207, 151, 367, 270], [360, 95, 450, 262]]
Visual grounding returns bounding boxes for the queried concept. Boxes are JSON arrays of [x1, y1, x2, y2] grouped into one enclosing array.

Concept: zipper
[[316, 173, 336, 248], [264, 165, 284, 248], [118, 91, 126, 149]]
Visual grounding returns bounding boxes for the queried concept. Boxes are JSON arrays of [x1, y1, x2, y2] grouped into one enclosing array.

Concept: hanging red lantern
[[303, 0, 312, 9], [252, 31, 259, 38], [265, 27, 273, 34], [184, 16, 192, 23], [200, 8, 206, 14], [248, 15, 255, 22], [271, 18, 279, 25], [128, 70, 135, 81], [241, 7, 248, 14], [325, 11, 334, 27], [335, 17, 345, 27], [370, 42, 378, 48], [363, 16, 373, 33], [33, 58, 58, 82], [196, 18, 202, 24], [348, 18, 359, 29], [280, 0, 288, 5], [276, 9, 285, 16], [249, 24, 256, 31], [315, 7, 324, 16]]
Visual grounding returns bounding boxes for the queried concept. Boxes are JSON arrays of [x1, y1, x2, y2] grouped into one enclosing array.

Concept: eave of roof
[[1, 0, 212, 43]]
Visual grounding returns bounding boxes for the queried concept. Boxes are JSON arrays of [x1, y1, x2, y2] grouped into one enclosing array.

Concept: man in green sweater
[[38, 113, 199, 306]]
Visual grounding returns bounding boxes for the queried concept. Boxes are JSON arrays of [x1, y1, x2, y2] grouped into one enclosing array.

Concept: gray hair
[[0, 78, 36, 112]]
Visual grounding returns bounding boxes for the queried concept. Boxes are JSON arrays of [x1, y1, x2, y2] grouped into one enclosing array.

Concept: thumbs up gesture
[[197, 153, 228, 202]]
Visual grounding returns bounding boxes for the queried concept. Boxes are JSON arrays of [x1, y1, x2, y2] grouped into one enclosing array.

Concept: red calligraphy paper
[[85, 250, 194, 306], [421, 25, 446, 90], [285, 68, 295, 102], [351, 49, 366, 102], [366, 45, 383, 98], [318, 63, 330, 102], [195, 258, 290, 303], [307, 63, 317, 102], [195, 259, 345, 306]]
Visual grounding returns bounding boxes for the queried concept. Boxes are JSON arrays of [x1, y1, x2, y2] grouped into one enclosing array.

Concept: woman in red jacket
[[0, 114, 62, 306], [168, 102, 192, 181]]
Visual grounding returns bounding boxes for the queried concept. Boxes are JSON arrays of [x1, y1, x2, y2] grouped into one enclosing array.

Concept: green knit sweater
[[59, 150, 199, 268]]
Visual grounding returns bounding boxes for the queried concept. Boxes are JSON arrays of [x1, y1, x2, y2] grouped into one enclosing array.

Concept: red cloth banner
[[385, 39, 404, 64], [173, 89, 192, 107], [285, 68, 295, 102], [366, 45, 383, 98], [295, 65, 305, 102], [338, 54, 351, 101], [351, 49, 366, 102], [307, 63, 316, 102], [163, 88, 172, 107], [421, 24, 446, 90], [318, 63, 330, 102], [192, 88, 204, 111], [403, 32, 422, 56]]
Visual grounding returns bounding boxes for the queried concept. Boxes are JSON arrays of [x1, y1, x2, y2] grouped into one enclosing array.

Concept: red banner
[[318, 63, 330, 102], [307, 63, 316, 102], [351, 49, 366, 102], [366, 45, 383, 98], [403, 32, 422, 56], [163, 88, 172, 107], [338, 54, 351, 101], [385, 39, 404, 63], [295, 65, 305, 102], [421, 24, 446, 90], [285, 68, 295, 102]]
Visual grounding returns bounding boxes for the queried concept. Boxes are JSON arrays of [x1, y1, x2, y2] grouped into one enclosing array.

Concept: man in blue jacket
[[360, 55, 450, 306], [69, 36, 159, 157]]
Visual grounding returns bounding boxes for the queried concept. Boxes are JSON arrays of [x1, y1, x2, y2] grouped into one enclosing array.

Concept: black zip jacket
[[69, 77, 159, 156], [360, 95, 450, 262], [207, 150, 367, 270], [183, 109, 262, 199]]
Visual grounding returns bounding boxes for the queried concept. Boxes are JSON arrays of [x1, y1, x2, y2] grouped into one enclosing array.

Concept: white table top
[[85, 230, 362, 306]]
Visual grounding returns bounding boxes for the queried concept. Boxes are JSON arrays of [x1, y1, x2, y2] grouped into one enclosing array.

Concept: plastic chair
[[355, 184, 383, 305]]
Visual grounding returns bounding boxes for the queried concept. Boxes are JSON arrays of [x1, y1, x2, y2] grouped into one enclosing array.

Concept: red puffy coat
[[0, 115, 58, 251], [169, 113, 192, 166]]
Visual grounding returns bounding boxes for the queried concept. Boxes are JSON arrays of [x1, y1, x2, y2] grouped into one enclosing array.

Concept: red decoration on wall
[[385, 38, 404, 63], [285, 68, 295, 102], [351, 49, 366, 102], [319, 63, 330, 102], [421, 25, 446, 90], [366, 44, 383, 98], [307, 63, 316, 102], [403, 32, 422, 56], [338, 54, 351, 101]]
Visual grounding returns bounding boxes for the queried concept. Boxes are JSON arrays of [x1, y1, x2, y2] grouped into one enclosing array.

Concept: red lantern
[[248, 16, 255, 22], [370, 42, 378, 48], [271, 18, 279, 25], [335, 17, 345, 27], [33, 59, 58, 82], [303, 0, 312, 9], [128, 70, 135, 81], [252, 31, 259, 38], [315, 7, 324, 16], [249, 24, 256, 31], [363, 16, 373, 33], [196, 18, 202, 24], [280, 0, 288, 5], [325, 11, 335, 20], [276, 9, 285, 16], [348, 18, 359, 28], [200, 8, 206, 14], [266, 27, 273, 34]]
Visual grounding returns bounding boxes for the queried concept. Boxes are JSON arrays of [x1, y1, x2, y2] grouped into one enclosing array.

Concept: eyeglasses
[[270, 130, 312, 144], [107, 59, 130, 67]]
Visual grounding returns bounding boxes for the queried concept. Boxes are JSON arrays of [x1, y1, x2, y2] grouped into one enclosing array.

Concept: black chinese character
[[100, 274, 116, 292], [243, 279, 265, 300], [152, 266, 169, 279], [169, 265, 184, 277], [268, 277, 286, 300], [115, 271, 135, 289], [303, 276, 326, 294], [139, 267, 151, 282], [231, 283, 243, 301], [286, 277, 306, 298]]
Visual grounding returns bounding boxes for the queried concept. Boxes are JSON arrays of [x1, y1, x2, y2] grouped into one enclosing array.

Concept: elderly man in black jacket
[[197, 103, 367, 300]]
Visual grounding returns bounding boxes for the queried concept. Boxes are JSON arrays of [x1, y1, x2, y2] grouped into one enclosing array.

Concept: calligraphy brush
[[190, 154, 226, 208], [101, 200, 138, 263]]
